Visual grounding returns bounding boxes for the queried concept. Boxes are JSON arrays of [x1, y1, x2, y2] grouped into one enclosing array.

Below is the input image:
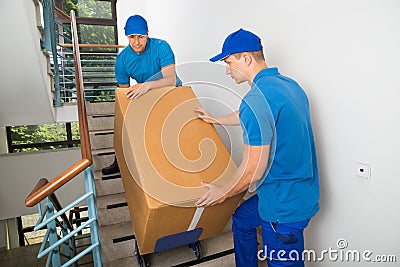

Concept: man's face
[[224, 55, 248, 84], [128, 34, 148, 54]]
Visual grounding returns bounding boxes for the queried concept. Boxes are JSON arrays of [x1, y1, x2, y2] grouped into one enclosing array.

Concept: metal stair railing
[[29, 175, 99, 267], [40, 0, 71, 106], [25, 10, 102, 267], [40, 0, 123, 104], [56, 49, 121, 102]]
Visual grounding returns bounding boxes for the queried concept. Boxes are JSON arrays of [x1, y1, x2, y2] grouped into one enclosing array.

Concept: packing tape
[[187, 207, 205, 231]]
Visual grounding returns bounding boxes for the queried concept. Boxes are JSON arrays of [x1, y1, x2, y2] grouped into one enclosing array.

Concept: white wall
[[0, 127, 8, 154], [118, 0, 400, 265], [0, 0, 55, 127], [0, 148, 85, 220]]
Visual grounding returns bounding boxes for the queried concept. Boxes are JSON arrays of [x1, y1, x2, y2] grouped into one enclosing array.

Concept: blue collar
[[253, 67, 280, 84]]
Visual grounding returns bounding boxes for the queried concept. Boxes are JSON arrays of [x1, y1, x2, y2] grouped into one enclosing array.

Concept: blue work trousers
[[232, 195, 310, 267]]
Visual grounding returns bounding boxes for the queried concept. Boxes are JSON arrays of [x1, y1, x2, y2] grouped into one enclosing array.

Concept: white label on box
[[187, 207, 205, 231]]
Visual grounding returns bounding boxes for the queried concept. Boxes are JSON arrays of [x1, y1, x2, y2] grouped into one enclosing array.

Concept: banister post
[[84, 166, 103, 266], [61, 221, 71, 261], [45, 200, 62, 266]]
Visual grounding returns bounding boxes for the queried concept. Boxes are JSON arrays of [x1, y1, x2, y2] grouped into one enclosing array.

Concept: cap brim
[[125, 30, 147, 37], [127, 33, 147, 37], [209, 52, 230, 62]]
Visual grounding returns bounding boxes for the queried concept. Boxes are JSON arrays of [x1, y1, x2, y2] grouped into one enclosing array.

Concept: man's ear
[[243, 53, 252, 66]]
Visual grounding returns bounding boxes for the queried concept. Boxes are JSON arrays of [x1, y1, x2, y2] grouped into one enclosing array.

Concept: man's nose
[[225, 65, 231, 75]]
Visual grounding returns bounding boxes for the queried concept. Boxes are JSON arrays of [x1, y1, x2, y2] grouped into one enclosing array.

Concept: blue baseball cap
[[210, 28, 263, 62], [124, 15, 148, 36]]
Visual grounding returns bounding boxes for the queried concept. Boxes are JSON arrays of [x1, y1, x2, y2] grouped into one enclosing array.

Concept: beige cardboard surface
[[114, 86, 244, 254]]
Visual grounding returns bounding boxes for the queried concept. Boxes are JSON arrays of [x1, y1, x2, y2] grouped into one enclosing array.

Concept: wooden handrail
[[60, 43, 125, 49], [25, 10, 93, 208], [28, 178, 48, 196], [25, 159, 92, 207], [54, 6, 70, 21], [71, 10, 92, 162]]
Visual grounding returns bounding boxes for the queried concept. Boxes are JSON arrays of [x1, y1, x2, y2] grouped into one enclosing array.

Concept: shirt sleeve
[[239, 94, 275, 146], [158, 41, 176, 68], [115, 53, 130, 85]]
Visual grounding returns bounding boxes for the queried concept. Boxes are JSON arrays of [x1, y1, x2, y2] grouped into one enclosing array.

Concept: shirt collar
[[253, 67, 280, 84]]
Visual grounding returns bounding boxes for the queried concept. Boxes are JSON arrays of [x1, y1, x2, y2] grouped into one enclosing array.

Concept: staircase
[[86, 101, 135, 264]]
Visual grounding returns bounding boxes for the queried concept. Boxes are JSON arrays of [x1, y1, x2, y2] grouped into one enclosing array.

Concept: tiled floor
[[0, 235, 94, 267], [0, 243, 47, 267]]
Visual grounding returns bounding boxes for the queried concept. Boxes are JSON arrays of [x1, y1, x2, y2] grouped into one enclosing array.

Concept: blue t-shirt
[[239, 67, 320, 223], [115, 37, 182, 86]]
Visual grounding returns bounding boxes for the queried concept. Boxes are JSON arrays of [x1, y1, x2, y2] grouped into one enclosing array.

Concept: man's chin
[[133, 48, 144, 53], [233, 78, 244, 84]]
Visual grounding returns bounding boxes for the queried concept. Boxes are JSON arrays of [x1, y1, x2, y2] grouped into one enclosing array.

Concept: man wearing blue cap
[[195, 29, 320, 267], [116, 14, 182, 98], [102, 14, 182, 175]]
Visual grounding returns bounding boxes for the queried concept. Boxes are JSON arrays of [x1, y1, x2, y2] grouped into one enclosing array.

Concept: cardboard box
[[114, 86, 244, 255]]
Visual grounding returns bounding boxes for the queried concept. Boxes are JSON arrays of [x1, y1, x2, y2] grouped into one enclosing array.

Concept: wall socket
[[356, 161, 371, 179]]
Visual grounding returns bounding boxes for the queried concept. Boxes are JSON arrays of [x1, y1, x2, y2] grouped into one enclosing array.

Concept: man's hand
[[125, 83, 150, 99], [195, 182, 227, 207], [194, 107, 219, 124]]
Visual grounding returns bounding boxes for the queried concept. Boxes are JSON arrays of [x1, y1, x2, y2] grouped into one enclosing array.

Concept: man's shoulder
[[149, 37, 167, 43], [148, 37, 170, 48], [117, 46, 131, 58]]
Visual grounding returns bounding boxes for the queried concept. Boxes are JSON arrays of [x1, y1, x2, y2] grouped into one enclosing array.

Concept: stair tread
[[87, 113, 115, 117], [99, 222, 134, 240], [92, 147, 115, 155], [86, 101, 116, 116], [94, 170, 121, 180], [96, 193, 127, 209], [89, 129, 114, 135], [103, 256, 137, 267]]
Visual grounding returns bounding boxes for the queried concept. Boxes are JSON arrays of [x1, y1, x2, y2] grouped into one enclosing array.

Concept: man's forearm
[[223, 165, 252, 199], [224, 144, 270, 198], [144, 75, 176, 90]]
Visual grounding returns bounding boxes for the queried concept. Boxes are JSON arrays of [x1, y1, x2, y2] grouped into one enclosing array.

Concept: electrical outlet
[[356, 162, 371, 179]]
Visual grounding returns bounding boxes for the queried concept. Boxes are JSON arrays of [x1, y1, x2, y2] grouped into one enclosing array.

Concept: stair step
[[146, 230, 235, 266], [97, 192, 127, 209], [92, 148, 115, 171], [100, 225, 235, 266], [90, 130, 114, 150], [222, 218, 232, 233], [87, 114, 114, 131], [86, 101, 115, 115], [94, 171, 124, 196], [99, 222, 135, 263], [97, 193, 130, 226], [103, 256, 138, 267]]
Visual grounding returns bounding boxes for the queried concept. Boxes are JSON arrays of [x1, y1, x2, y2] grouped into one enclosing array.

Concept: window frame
[[6, 123, 80, 153]]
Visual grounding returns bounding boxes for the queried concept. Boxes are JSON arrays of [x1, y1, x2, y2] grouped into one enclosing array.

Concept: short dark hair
[[233, 50, 265, 63]]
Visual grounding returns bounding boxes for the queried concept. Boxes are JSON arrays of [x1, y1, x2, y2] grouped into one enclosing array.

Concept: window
[[60, 0, 118, 46], [6, 122, 80, 153]]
